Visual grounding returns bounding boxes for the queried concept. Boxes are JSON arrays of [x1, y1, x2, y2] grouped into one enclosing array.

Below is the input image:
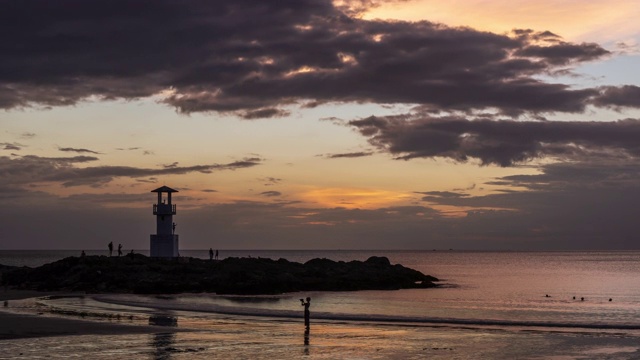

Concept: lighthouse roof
[[151, 186, 179, 193]]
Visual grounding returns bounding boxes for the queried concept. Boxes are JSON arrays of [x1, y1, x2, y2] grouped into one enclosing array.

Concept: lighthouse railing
[[153, 204, 177, 215]]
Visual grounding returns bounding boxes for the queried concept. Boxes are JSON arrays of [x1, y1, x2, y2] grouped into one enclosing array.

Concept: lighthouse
[[150, 186, 179, 258]]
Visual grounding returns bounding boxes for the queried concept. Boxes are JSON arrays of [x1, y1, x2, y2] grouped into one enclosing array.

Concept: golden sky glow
[[299, 187, 413, 209], [365, 0, 640, 42]]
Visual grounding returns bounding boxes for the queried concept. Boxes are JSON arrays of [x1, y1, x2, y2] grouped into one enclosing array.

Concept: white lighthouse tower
[[150, 186, 179, 258]]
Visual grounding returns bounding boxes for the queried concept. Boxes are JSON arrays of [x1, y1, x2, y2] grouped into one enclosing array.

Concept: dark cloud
[[259, 177, 282, 186], [201, 189, 218, 193], [593, 86, 640, 108], [239, 108, 291, 120], [514, 42, 609, 65], [0, 155, 262, 188], [323, 151, 374, 159], [50, 159, 263, 187], [333, 0, 388, 17], [260, 191, 282, 197], [350, 115, 640, 166], [0, 0, 633, 118], [615, 41, 640, 55], [63, 192, 151, 204], [0, 155, 99, 189], [58, 147, 101, 154], [319, 116, 346, 126], [21, 132, 36, 139], [416, 191, 469, 199], [225, 158, 264, 169], [454, 183, 476, 192], [2, 143, 23, 151], [415, 160, 640, 249]]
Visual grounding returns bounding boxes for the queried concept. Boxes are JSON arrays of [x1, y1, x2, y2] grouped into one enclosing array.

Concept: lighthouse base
[[150, 234, 179, 258]]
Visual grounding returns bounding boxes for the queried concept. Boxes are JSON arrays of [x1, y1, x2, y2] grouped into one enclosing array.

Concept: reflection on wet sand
[[301, 296, 311, 355], [152, 332, 177, 360], [149, 315, 178, 360], [304, 326, 310, 356]]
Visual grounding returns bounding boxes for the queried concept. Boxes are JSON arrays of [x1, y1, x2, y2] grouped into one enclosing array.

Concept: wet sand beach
[[3, 252, 640, 359], [0, 290, 177, 340], [0, 311, 176, 340], [2, 291, 640, 360]]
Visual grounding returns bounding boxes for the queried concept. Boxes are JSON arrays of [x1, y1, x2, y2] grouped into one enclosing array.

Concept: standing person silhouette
[[301, 297, 311, 328], [301, 296, 311, 350], [108, 241, 113, 257], [215, 249, 219, 260], [209, 248, 214, 261], [118, 243, 123, 257]]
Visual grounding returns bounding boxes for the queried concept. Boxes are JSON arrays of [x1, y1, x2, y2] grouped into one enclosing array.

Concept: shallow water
[[3, 305, 640, 360], [3, 250, 640, 358], [48, 251, 640, 329]]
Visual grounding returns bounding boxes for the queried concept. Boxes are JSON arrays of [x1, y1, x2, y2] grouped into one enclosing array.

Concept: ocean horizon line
[[2, 248, 640, 253]]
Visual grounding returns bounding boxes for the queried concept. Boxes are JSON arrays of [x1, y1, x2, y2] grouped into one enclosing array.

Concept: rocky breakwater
[[1, 254, 439, 295]]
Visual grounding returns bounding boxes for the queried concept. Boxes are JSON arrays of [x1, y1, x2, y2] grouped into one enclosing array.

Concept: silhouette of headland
[[0, 255, 439, 295]]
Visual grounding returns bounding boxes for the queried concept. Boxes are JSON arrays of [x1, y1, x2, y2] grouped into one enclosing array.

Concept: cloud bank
[[350, 115, 640, 166], [0, 155, 262, 189], [1, 0, 636, 119]]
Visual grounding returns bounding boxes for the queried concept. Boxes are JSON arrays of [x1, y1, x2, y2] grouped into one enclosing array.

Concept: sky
[[2, 0, 640, 250]]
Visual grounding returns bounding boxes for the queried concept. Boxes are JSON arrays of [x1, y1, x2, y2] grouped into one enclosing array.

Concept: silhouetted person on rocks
[[81, 250, 86, 257], [118, 243, 123, 257], [215, 249, 219, 260], [301, 297, 311, 328], [108, 241, 113, 257], [209, 248, 214, 261]]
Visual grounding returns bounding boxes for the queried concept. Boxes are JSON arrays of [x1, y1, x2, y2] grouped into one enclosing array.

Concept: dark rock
[[0, 255, 439, 295]]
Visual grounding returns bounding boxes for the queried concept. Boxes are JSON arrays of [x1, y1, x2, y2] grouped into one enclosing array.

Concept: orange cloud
[[300, 187, 411, 209]]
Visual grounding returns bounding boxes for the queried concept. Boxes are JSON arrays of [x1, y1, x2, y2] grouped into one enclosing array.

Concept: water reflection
[[149, 315, 178, 360], [302, 297, 311, 355], [152, 332, 176, 360], [303, 326, 310, 356]]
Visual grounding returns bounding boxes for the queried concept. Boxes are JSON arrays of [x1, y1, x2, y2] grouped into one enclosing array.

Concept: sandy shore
[[0, 311, 178, 340], [2, 289, 640, 359], [0, 289, 177, 340], [0, 289, 74, 301]]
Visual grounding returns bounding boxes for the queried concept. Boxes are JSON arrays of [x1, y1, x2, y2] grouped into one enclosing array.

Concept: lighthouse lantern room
[[150, 186, 179, 258]]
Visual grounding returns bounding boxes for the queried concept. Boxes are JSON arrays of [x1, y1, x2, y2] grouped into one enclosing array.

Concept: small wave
[[91, 295, 640, 331]]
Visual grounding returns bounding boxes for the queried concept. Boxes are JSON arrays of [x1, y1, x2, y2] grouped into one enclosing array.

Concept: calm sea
[[3, 250, 640, 359]]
